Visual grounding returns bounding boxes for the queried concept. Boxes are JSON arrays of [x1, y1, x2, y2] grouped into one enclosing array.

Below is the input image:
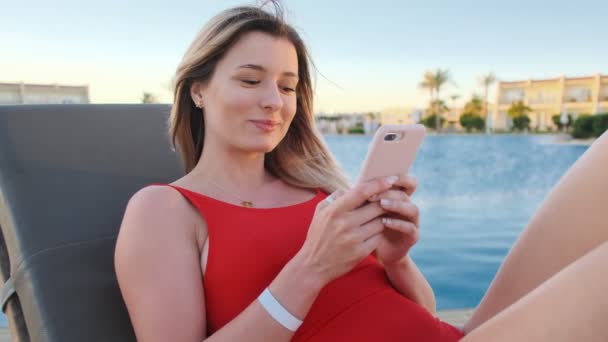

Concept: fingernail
[[380, 198, 392, 207], [385, 176, 398, 185], [382, 217, 391, 225]]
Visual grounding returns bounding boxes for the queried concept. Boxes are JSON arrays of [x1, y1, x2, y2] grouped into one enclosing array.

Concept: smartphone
[[356, 124, 425, 183]]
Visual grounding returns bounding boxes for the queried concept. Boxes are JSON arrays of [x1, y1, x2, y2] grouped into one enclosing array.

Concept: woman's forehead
[[220, 31, 298, 74]]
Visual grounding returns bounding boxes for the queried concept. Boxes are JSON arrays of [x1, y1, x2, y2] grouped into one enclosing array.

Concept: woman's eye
[[282, 86, 296, 93], [241, 80, 260, 85]]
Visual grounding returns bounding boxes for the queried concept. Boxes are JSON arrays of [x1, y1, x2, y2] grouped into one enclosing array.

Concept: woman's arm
[[115, 186, 325, 342], [116, 179, 393, 341], [383, 255, 437, 315]]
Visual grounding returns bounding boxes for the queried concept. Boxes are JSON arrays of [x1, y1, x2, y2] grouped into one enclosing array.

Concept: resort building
[[316, 112, 380, 135], [494, 74, 608, 131], [0, 82, 90, 105], [443, 107, 465, 132], [379, 107, 418, 125], [379, 106, 466, 132]]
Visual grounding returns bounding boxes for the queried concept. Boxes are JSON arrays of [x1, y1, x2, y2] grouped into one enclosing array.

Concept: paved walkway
[[0, 308, 475, 341]]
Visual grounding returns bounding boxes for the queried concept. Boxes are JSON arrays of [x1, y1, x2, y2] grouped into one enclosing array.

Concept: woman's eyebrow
[[237, 64, 299, 79]]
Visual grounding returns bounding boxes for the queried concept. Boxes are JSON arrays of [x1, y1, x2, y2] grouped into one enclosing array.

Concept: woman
[[115, 3, 608, 341]]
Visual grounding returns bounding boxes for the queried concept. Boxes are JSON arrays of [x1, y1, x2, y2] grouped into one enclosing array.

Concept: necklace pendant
[[241, 201, 254, 208]]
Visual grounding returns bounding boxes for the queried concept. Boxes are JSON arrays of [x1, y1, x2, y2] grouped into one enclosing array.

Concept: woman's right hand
[[296, 176, 399, 285]]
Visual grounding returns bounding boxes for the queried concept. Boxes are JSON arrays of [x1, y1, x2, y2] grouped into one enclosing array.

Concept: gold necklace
[[208, 180, 254, 208]]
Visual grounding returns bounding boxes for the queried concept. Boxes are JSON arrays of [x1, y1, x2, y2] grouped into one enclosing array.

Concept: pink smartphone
[[356, 124, 425, 183]]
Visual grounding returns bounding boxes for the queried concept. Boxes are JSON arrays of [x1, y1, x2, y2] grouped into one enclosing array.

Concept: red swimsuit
[[161, 184, 464, 341]]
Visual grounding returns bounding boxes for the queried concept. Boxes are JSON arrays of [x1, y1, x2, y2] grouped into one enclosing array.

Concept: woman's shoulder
[[128, 184, 193, 215], [119, 184, 202, 241]]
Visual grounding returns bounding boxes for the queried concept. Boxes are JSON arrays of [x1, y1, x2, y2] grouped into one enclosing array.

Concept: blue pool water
[[325, 134, 588, 310], [0, 134, 589, 327]]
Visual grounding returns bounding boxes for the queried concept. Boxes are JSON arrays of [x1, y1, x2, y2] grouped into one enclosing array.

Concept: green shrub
[[512, 115, 530, 131], [592, 113, 608, 137], [460, 113, 485, 132], [421, 114, 446, 130], [552, 114, 573, 130], [571, 115, 594, 139], [348, 127, 365, 134]]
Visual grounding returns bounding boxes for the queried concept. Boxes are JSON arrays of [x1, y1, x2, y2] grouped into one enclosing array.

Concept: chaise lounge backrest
[[0, 104, 184, 341]]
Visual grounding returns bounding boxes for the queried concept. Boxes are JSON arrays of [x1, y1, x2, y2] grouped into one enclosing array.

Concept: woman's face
[[193, 31, 299, 153]]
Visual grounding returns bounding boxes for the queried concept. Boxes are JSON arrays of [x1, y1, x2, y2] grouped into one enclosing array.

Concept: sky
[[2, 0, 606, 112]]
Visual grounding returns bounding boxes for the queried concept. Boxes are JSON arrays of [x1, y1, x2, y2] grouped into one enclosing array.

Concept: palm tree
[[419, 71, 435, 116], [507, 100, 532, 118], [449, 94, 460, 103], [432, 69, 452, 132], [479, 72, 497, 134], [419, 69, 452, 132], [463, 95, 484, 116], [427, 99, 449, 115], [448, 94, 460, 130], [507, 101, 532, 132], [142, 92, 158, 104]]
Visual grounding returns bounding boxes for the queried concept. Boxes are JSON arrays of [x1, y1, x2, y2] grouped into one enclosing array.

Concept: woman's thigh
[[463, 131, 608, 333], [461, 241, 608, 342]]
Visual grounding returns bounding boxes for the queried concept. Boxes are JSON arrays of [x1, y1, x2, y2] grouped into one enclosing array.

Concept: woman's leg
[[463, 131, 608, 333], [462, 241, 608, 341]]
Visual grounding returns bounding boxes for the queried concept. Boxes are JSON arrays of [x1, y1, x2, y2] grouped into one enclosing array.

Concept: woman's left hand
[[368, 174, 420, 267]]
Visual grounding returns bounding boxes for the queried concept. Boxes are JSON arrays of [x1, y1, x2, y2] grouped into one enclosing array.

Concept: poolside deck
[[0, 308, 475, 341], [0, 328, 9, 342], [437, 308, 475, 328]]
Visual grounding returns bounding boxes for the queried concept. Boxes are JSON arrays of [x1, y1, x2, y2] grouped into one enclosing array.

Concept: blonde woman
[[115, 3, 608, 341]]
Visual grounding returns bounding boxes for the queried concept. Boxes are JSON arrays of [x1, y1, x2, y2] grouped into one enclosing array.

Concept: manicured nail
[[380, 198, 392, 207], [385, 176, 398, 186], [382, 217, 391, 225]]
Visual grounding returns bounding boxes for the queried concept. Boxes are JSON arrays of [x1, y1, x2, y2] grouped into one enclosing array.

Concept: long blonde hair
[[169, 2, 350, 193]]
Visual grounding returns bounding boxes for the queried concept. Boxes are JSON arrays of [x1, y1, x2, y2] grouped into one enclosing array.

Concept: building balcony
[[563, 102, 595, 112], [563, 96, 593, 103], [528, 103, 560, 111], [499, 98, 525, 105], [528, 99, 559, 105]]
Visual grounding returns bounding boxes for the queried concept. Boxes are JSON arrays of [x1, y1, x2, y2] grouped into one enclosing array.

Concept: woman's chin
[[243, 140, 280, 153]]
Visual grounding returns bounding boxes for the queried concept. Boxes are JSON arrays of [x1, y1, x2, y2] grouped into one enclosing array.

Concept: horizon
[[2, 0, 606, 112]]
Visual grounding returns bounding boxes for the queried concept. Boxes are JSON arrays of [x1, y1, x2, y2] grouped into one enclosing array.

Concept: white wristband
[[258, 288, 303, 332]]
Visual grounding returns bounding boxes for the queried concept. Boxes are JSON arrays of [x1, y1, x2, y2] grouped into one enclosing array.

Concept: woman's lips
[[249, 120, 279, 132]]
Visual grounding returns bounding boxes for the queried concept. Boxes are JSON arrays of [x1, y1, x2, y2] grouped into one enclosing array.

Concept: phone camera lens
[[384, 133, 397, 141]]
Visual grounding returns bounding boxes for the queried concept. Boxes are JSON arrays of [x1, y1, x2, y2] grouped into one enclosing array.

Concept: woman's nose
[[260, 84, 283, 112]]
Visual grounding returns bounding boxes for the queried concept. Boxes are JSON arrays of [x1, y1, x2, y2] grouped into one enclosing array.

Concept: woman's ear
[[190, 81, 205, 108]]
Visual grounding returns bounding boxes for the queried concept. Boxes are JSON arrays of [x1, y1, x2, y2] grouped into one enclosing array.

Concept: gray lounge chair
[[0, 104, 183, 341]]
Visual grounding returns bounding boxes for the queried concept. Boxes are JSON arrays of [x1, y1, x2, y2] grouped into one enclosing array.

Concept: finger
[[368, 189, 409, 203], [382, 217, 418, 238], [379, 200, 419, 225], [346, 201, 384, 227], [333, 176, 398, 212], [356, 217, 385, 241], [317, 189, 346, 210], [359, 231, 383, 256], [393, 174, 418, 196]]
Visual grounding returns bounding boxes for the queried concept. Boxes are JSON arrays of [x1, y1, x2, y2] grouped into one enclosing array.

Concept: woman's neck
[[191, 147, 276, 192]]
